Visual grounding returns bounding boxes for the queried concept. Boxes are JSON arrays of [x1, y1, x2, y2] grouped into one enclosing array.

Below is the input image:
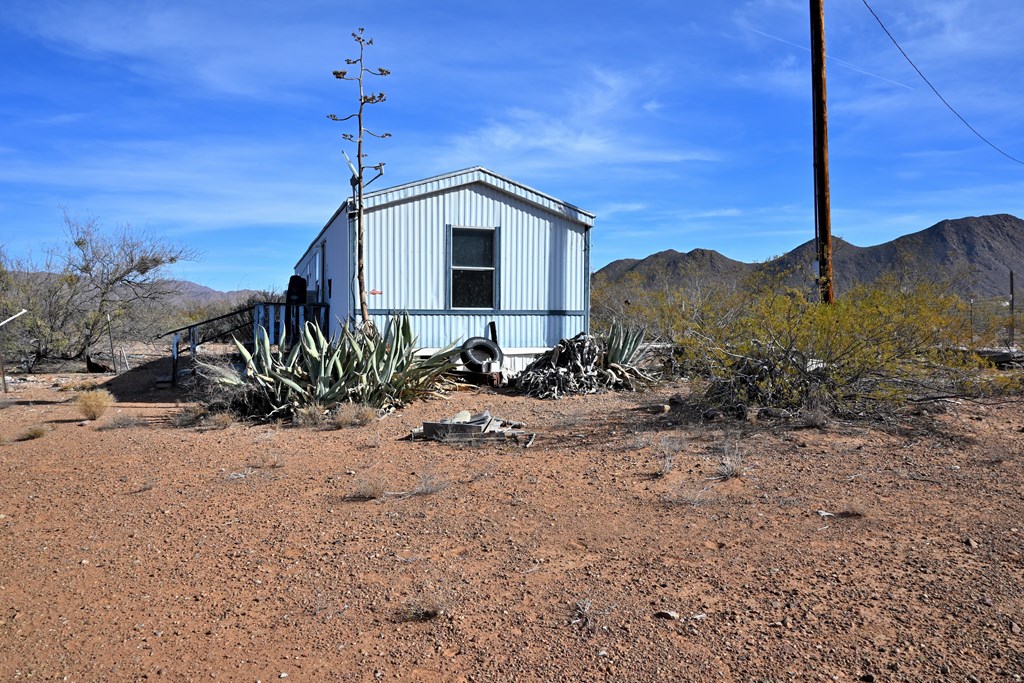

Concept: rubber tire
[[460, 337, 503, 372]]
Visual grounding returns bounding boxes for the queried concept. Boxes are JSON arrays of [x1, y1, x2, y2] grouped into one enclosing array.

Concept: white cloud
[[432, 69, 719, 176]]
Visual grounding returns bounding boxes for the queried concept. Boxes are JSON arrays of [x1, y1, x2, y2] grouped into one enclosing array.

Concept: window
[[451, 226, 496, 309]]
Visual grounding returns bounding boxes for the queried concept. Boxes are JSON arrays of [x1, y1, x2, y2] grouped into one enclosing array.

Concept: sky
[[1, 0, 1022, 292]]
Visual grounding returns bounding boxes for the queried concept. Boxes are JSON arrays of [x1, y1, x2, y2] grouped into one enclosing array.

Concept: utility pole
[[810, 0, 835, 304]]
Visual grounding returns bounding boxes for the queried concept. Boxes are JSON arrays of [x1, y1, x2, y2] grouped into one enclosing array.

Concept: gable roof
[[361, 166, 595, 227], [296, 167, 595, 269]]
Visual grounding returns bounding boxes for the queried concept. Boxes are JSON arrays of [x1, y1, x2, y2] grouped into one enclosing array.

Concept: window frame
[[447, 224, 499, 311]]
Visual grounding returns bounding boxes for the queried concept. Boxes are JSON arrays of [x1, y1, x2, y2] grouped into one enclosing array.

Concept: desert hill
[[595, 214, 1024, 298]]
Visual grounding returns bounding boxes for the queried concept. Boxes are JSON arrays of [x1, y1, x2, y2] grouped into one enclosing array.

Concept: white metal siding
[[369, 312, 586, 349], [365, 193, 447, 311], [300, 169, 591, 347]]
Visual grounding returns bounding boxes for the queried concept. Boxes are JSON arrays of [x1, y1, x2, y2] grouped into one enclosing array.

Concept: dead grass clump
[[292, 405, 327, 428], [403, 471, 449, 498], [201, 412, 234, 430], [97, 414, 147, 430], [247, 453, 286, 469], [169, 405, 208, 428], [661, 485, 712, 508], [711, 457, 743, 482], [569, 598, 615, 633], [76, 389, 114, 420], [800, 408, 830, 429], [650, 436, 683, 478], [330, 403, 377, 429], [392, 599, 445, 623], [18, 425, 49, 441], [708, 443, 745, 482], [58, 380, 100, 392], [344, 477, 386, 502]]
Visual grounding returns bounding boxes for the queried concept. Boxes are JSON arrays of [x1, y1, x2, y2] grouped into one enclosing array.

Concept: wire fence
[[969, 296, 1018, 348]]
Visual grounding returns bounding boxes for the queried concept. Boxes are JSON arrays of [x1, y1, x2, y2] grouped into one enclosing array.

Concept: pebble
[[965, 537, 978, 549], [653, 610, 679, 620], [1011, 622, 1021, 635]]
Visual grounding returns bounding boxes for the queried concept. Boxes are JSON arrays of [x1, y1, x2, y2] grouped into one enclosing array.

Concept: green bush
[[595, 268, 999, 415]]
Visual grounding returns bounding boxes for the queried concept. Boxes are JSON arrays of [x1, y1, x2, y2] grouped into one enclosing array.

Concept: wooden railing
[[158, 302, 330, 385], [252, 303, 330, 346]]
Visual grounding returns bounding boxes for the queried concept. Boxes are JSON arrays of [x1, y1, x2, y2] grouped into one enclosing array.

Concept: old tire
[[460, 337, 503, 372]]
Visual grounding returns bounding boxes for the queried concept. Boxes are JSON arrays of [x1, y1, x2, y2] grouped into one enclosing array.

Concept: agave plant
[[603, 320, 647, 368], [197, 313, 454, 420]]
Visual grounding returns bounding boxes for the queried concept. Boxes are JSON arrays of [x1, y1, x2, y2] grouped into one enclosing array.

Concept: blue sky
[[1, 0, 1022, 292]]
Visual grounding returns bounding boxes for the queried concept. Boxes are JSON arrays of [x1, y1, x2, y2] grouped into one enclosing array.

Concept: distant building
[[294, 167, 594, 371]]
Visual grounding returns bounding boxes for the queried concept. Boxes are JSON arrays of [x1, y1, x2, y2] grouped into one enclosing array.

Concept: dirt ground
[[2, 359, 1023, 682]]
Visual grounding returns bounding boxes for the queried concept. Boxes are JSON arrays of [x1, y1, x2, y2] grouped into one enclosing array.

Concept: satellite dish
[[342, 150, 359, 187]]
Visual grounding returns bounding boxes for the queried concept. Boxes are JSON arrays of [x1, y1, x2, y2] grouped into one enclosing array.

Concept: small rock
[[1011, 622, 1022, 635], [702, 409, 725, 422], [279, 674, 289, 679], [668, 394, 685, 406], [965, 537, 978, 549], [653, 610, 679, 620], [859, 674, 875, 683], [981, 597, 993, 607]]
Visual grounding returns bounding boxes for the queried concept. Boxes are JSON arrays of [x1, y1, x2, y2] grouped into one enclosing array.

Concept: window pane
[[452, 228, 494, 268], [452, 269, 494, 308]]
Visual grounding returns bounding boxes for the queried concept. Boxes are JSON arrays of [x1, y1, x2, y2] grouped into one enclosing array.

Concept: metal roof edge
[[294, 199, 350, 269], [363, 167, 596, 227]]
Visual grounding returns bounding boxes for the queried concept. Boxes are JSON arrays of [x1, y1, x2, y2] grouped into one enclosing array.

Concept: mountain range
[[593, 214, 1024, 299]]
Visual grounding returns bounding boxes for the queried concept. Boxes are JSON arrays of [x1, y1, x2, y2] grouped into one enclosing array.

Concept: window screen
[[451, 227, 496, 309]]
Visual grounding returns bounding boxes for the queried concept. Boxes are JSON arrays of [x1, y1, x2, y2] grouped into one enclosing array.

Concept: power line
[[860, 0, 1024, 166]]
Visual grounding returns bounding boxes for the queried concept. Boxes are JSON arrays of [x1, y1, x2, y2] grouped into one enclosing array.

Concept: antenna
[[341, 150, 359, 187]]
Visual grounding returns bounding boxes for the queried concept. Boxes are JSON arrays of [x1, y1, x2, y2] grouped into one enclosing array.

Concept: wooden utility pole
[[810, 0, 835, 303]]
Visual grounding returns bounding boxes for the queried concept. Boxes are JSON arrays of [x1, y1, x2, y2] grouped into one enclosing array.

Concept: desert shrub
[[328, 403, 377, 428], [76, 389, 114, 420], [699, 275, 975, 413], [197, 314, 453, 421], [600, 267, 997, 415], [18, 425, 48, 441]]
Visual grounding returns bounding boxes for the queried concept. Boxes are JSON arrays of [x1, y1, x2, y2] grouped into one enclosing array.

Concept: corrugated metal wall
[[368, 312, 586, 350], [363, 182, 588, 349]]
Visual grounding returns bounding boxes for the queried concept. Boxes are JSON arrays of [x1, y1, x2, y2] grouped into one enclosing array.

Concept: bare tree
[[0, 211, 198, 369], [328, 27, 391, 327]]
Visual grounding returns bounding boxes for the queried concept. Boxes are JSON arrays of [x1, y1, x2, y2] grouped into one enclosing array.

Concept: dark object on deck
[[460, 337, 503, 372], [285, 275, 308, 342], [85, 355, 112, 374]]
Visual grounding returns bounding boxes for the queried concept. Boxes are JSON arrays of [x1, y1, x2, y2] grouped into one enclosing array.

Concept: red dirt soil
[[1, 362, 1023, 682]]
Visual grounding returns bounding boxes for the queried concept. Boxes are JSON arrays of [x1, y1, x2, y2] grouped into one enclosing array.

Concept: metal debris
[[412, 410, 534, 446]]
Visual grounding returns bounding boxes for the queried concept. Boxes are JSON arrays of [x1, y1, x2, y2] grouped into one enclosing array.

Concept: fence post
[[1011, 271, 1016, 348]]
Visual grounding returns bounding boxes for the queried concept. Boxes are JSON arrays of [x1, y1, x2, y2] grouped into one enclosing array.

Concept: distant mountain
[[166, 281, 262, 307], [594, 214, 1024, 299]]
